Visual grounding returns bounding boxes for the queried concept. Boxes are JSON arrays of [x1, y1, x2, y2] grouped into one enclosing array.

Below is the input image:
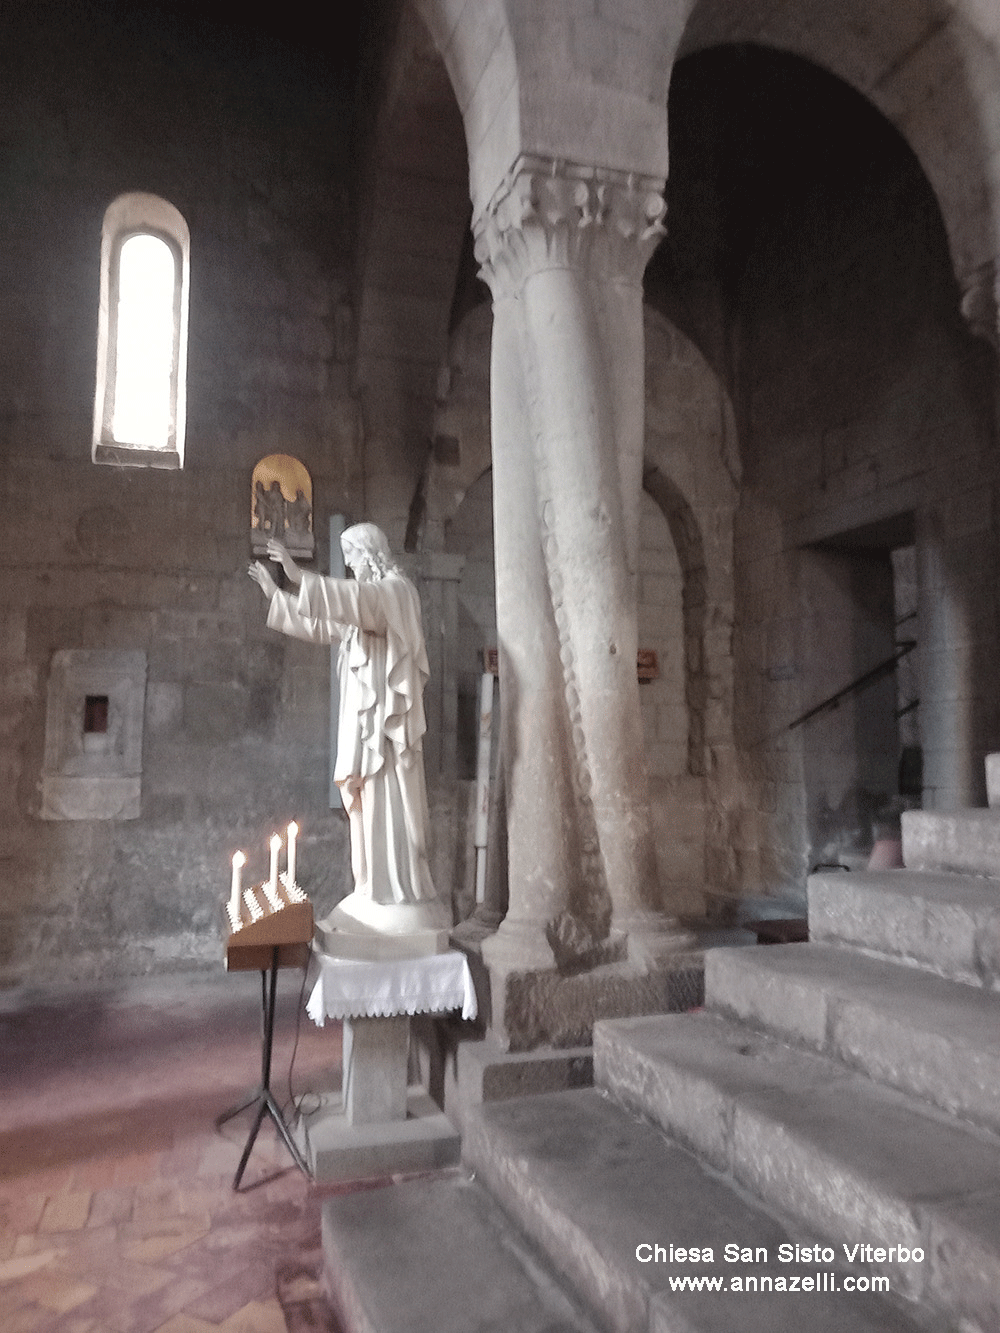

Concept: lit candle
[[269, 833, 281, 895], [230, 850, 246, 917], [286, 821, 298, 887]]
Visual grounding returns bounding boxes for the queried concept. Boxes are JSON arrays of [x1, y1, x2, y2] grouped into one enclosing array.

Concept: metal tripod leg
[[220, 949, 311, 1191]]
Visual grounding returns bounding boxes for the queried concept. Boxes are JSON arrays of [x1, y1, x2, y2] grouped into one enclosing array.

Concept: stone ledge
[[444, 1030, 593, 1130]]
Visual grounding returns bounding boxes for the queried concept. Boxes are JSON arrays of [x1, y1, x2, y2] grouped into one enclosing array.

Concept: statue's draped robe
[[267, 570, 436, 905]]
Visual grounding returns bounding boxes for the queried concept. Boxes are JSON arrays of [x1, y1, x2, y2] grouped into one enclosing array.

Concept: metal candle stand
[[220, 875, 314, 1190], [216, 947, 311, 1189]]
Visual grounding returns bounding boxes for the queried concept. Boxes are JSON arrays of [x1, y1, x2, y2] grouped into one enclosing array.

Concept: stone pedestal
[[436, 932, 704, 1101], [342, 1015, 409, 1125], [303, 1010, 459, 1183], [303, 1085, 459, 1184], [315, 894, 450, 961], [300, 950, 474, 1182]]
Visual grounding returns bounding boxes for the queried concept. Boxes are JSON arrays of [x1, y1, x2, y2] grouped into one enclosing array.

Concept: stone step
[[808, 867, 1000, 985], [462, 1089, 927, 1333], [902, 806, 1000, 878], [703, 941, 1000, 1131], [593, 1010, 1000, 1329], [320, 1171, 604, 1333]]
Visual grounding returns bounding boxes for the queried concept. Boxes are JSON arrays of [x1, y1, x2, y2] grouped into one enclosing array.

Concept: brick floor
[[0, 970, 345, 1333]]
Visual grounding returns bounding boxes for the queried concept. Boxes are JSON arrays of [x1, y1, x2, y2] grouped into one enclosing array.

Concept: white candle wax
[[230, 850, 246, 914], [286, 821, 298, 887], [269, 833, 281, 894]]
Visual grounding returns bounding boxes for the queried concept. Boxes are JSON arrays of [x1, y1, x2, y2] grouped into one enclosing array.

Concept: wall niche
[[40, 650, 147, 820]]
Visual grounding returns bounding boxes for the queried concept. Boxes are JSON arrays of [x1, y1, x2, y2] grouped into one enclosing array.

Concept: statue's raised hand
[[266, 538, 301, 584], [248, 559, 278, 599]]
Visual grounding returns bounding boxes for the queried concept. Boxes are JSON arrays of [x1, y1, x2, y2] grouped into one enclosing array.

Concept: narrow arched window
[[93, 193, 189, 468]]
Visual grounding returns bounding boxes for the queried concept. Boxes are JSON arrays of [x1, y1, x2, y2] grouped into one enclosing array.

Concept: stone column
[[917, 507, 994, 811], [483, 278, 581, 972], [476, 158, 693, 1009], [924, 270, 1000, 811]]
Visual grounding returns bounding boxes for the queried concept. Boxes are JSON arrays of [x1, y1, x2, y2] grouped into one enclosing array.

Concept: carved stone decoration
[[473, 154, 667, 298], [40, 650, 147, 820], [250, 454, 314, 559]]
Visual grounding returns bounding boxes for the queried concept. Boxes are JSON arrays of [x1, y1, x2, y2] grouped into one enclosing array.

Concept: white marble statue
[[249, 524, 447, 953]]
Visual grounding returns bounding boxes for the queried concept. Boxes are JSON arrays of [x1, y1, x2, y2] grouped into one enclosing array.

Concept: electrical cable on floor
[[282, 959, 309, 1120], [283, 959, 322, 1123]]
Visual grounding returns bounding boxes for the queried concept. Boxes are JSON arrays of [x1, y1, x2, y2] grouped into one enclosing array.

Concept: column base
[[444, 1031, 594, 1130], [622, 916, 700, 967], [486, 946, 704, 1051]]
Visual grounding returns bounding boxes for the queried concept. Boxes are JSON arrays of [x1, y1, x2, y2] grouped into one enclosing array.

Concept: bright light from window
[[112, 234, 175, 449]]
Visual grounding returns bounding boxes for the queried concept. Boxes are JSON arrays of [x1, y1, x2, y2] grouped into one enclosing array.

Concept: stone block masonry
[[0, 5, 360, 983]]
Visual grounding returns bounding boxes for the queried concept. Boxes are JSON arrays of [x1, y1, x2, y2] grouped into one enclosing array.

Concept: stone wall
[[653, 44, 1000, 906], [6, 4, 1000, 978], [0, 3, 362, 982]]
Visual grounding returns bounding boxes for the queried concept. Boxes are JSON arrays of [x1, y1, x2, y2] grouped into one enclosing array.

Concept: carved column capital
[[959, 259, 999, 349], [473, 154, 667, 298]]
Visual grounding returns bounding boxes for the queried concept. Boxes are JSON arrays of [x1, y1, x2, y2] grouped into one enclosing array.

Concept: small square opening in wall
[[40, 651, 147, 820], [84, 695, 109, 733]]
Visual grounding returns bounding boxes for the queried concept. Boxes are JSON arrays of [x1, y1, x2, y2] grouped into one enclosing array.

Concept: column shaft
[[521, 264, 660, 929], [482, 291, 578, 971]]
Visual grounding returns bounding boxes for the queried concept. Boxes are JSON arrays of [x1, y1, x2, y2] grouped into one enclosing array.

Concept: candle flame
[[232, 850, 246, 868], [270, 833, 282, 849], [288, 821, 298, 836]]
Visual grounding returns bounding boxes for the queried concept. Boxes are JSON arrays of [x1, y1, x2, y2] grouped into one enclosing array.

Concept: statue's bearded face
[[341, 538, 369, 581]]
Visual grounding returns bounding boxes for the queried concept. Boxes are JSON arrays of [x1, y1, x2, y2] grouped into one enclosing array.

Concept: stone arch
[[679, 0, 1000, 316], [351, 2, 472, 545], [653, 32, 999, 894], [641, 466, 707, 779], [416, 0, 684, 210], [640, 307, 742, 914], [414, 0, 520, 212], [424, 302, 495, 549]]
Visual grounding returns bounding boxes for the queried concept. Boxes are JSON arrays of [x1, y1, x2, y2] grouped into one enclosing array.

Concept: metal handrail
[[787, 640, 916, 731]]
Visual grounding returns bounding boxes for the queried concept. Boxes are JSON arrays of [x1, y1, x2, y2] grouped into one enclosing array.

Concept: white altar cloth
[[306, 948, 477, 1024]]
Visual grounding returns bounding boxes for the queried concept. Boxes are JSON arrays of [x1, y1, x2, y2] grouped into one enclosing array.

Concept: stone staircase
[[321, 795, 1000, 1333]]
